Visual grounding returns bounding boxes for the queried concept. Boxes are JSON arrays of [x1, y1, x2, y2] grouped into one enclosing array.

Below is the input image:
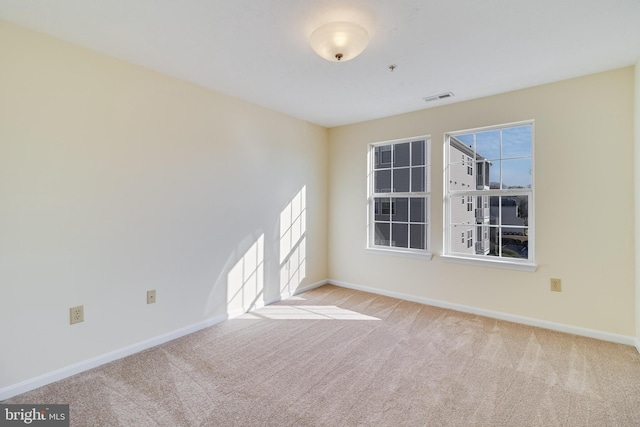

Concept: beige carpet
[[5, 284, 640, 426]]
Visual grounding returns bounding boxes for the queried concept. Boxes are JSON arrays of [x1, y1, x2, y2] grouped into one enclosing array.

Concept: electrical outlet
[[550, 278, 562, 292], [70, 305, 84, 324], [147, 290, 156, 304]]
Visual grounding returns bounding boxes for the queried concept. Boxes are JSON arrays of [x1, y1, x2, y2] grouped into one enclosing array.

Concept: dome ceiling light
[[309, 21, 369, 62]]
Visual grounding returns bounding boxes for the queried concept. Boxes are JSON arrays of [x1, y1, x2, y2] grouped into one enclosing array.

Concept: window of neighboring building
[[369, 136, 430, 256], [444, 121, 535, 270]]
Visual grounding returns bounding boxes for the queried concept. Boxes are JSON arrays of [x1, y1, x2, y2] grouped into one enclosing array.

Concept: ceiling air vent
[[423, 92, 454, 102]]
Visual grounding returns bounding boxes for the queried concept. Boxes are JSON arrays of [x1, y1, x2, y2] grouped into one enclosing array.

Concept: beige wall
[[0, 21, 328, 389], [329, 67, 635, 337]]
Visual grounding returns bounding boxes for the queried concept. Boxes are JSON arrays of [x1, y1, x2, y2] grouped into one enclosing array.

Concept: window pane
[[411, 167, 425, 192], [374, 223, 390, 246], [448, 162, 472, 190], [489, 160, 501, 189], [502, 158, 532, 189], [490, 196, 500, 225], [489, 226, 500, 257], [502, 234, 527, 259], [411, 141, 425, 166], [475, 225, 489, 255], [410, 224, 425, 249], [393, 168, 410, 192], [391, 223, 408, 248], [487, 226, 529, 260], [502, 125, 532, 159], [410, 198, 425, 223], [393, 198, 408, 222], [448, 225, 469, 254], [374, 197, 391, 221], [455, 133, 474, 147], [375, 145, 392, 169], [449, 143, 467, 165], [514, 195, 528, 225], [499, 197, 519, 225], [448, 139, 474, 191], [374, 170, 391, 192], [476, 130, 500, 160], [394, 143, 410, 167], [501, 196, 528, 228], [476, 160, 490, 189]]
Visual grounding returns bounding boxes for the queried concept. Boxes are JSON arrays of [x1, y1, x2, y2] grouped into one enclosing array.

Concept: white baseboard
[[328, 279, 637, 347], [294, 279, 329, 296], [4, 276, 632, 401], [263, 279, 329, 306], [0, 280, 330, 401], [0, 313, 229, 401]]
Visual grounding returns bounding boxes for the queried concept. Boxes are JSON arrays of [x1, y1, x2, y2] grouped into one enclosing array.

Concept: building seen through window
[[446, 122, 533, 263]]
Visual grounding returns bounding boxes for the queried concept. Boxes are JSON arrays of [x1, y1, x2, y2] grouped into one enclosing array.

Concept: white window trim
[[441, 253, 536, 272], [366, 247, 433, 260], [367, 135, 432, 258], [443, 120, 536, 271]]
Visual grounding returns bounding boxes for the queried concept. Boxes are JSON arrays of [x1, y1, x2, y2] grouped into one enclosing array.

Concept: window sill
[[366, 247, 433, 260], [441, 254, 537, 272]]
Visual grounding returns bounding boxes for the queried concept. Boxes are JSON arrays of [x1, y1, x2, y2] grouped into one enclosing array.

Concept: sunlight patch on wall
[[227, 234, 264, 314], [241, 305, 380, 321], [280, 186, 306, 295]]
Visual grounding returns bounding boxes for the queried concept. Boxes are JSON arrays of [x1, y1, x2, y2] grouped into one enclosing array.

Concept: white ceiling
[[1, 0, 639, 128]]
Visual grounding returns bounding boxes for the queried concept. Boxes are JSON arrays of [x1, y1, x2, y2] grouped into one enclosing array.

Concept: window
[[369, 136, 430, 255], [444, 121, 534, 270]]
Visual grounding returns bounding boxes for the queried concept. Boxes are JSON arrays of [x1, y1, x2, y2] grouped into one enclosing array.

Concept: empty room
[[1, 1, 640, 425]]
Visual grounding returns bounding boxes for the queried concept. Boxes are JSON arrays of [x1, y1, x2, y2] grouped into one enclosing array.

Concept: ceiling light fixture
[[309, 21, 369, 62]]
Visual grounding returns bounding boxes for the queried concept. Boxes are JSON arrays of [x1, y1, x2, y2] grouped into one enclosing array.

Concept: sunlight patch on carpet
[[240, 305, 380, 321]]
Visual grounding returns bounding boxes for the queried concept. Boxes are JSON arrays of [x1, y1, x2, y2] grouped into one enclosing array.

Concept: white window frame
[[367, 136, 431, 259], [443, 121, 536, 271]]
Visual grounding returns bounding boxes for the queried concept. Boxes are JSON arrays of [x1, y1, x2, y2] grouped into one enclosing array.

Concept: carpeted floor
[[5, 284, 640, 426]]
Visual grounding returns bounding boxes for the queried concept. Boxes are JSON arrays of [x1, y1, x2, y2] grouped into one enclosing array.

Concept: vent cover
[[423, 92, 454, 102]]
